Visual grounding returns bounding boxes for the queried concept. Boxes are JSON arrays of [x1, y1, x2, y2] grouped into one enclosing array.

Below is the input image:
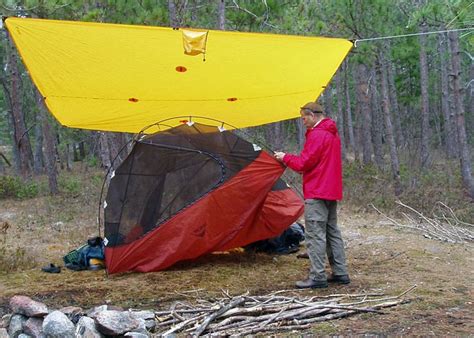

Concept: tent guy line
[[354, 27, 473, 46]]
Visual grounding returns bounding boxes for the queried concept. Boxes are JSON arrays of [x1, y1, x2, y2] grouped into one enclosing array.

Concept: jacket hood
[[315, 118, 338, 135]]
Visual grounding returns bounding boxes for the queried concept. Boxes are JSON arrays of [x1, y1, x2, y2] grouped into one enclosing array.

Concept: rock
[[23, 317, 44, 338], [8, 314, 27, 338], [0, 314, 11, 329], [130, 311, 155, 331], [86, 305, 123, 319], [144, 320, 156, 331], [75, 316, 103, 338], [124, 332, 149, 337], [134, 319, 148, 334], [130, 311, 154, 321], [17, 334, 31, 338], [85, 306, 108, 319], [0, 328, 9, 338], [60, 306, 83, 324], [42, 311, 75, 338], [9, 296, 48, 317], [94, 310, 141, 336]]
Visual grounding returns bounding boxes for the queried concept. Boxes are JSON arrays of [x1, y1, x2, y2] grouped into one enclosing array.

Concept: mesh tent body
[[104, 123, 303, 273]]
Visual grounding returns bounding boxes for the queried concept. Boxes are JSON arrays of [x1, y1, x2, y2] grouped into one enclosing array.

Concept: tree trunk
[[65, 144, 73, 171], [99, 132, 112, 170], [34, 89, 58, 194], [447, 50, 460, 158], [370, 66, 384, 170], [351, 65, 361, 163], [378, 56, 402, 195], [431, 77, 443, 148], [356, 62, 373, 164], [218, 0, 226, 30], [295, 118, 305, 152], [448, 31, 474, 199], [469, 54, 474, 132], [387, 58, 404, 147], [79, 141, 86, 160], [105, 132, 128, 169], [5, 31, 34, 179], [344, 61, 356, 159], [324, 84, 334, 117], [33, 115, 44, 175], [468, 52, 474, 135], [419, 23, 431, 169], [335, 71, 346, 161], [439, 33, 456, 157], [99, 132, 127, 169], [168, 0, 178, 27]]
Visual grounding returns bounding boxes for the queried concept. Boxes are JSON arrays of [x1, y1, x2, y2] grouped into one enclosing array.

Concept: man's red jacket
[[283, 118, 343, 201]]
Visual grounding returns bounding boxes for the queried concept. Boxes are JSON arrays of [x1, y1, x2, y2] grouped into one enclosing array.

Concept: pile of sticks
[[154, 286, 415, 336], [372, 201, 474, 243]]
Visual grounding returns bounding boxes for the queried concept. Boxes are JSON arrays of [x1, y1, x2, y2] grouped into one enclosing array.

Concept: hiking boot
[[41, 263, 61, 273], [327, 274, 351, 284], [295, 278, 328, 289], [296, 252, 309, 259]]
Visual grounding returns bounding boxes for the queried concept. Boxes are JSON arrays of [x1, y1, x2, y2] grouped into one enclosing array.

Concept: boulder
[[85, 306, 108, 319], [0, 328, 8, 338], [42, 311, 75, 338], [0, 314, 11, 329], [86, 305, 123, 319], [9, 296, 48, 317], [130, 311, 155, 331], [59, 306, 83, 324], [94, 310, 141, 336], [75, 316, 103, 338], [8, 314, 27, 338], [23, 317, 44, 338], [130, 311, 154, 321]]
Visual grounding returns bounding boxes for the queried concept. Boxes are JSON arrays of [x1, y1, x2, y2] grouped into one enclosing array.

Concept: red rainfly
[[106, 152, 303, 273]]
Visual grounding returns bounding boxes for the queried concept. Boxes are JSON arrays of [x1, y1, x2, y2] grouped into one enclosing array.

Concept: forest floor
[[0, 173, 473, 335]]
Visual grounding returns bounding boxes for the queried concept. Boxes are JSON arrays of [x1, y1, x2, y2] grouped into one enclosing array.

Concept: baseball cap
[[300, 102, 324, 114]]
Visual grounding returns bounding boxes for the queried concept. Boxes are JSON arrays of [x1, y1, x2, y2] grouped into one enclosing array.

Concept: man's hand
[[274, 151, 286, 162]]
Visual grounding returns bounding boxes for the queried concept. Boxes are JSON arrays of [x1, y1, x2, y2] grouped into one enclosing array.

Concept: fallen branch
[[153, 287, 415, 336], [371, 202, 474, 244]]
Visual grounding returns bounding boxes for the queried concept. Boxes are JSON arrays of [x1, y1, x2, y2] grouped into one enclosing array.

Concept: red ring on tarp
[[227, 97, 238, 102], [176, 66, 187, 72], [129, 98, 139, 102]]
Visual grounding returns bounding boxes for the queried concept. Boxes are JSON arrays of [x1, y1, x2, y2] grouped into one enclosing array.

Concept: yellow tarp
[[5, 17, 352, 133]]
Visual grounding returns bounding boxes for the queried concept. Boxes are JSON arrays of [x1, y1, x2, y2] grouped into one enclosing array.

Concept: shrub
[[86, 155, 98, 167], [59, 176, 82, 196], [0, 176, 40, 199], [0, 176, 18, 198]]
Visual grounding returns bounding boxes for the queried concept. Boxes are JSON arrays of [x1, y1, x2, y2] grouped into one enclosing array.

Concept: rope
[[354, 27, 474, 47]]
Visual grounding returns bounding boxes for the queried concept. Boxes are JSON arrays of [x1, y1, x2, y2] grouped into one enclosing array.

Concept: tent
[[5, 17, 352, 273], [104, 122, 303, 274]]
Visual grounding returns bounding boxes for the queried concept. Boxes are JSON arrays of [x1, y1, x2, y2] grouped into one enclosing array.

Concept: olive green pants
[[304, 199, 348, 281]]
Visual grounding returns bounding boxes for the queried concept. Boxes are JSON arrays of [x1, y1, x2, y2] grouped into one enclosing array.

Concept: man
[[274, 102, 350, 289]]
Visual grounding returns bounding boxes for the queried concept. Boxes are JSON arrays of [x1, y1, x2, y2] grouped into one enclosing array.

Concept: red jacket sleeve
[[282, 131, 324, 172]]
